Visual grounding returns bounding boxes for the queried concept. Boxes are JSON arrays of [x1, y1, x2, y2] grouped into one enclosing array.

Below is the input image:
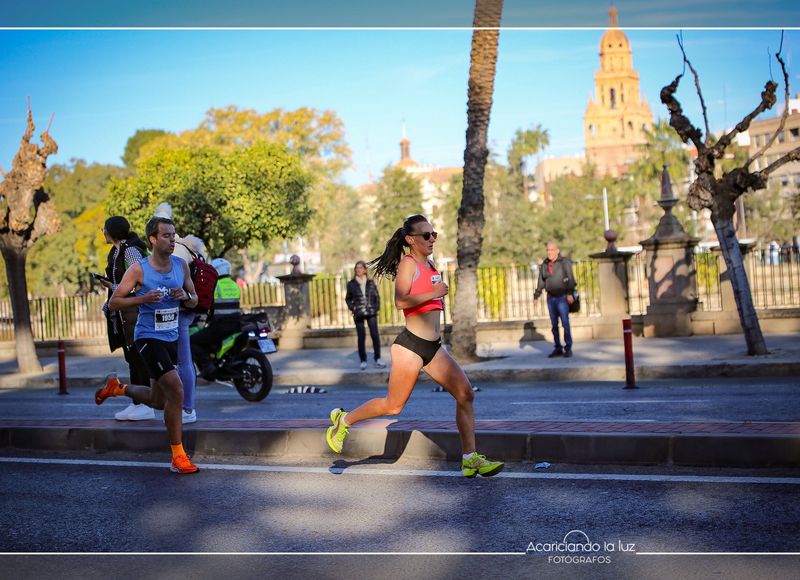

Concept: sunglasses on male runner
[[408, 231, 438, 241]]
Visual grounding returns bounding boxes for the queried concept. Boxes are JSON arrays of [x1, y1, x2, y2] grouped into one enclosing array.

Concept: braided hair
[[367, 214, 428, 280]]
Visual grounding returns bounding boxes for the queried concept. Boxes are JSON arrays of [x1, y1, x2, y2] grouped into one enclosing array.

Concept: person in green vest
[[190, 258, 242, 380]]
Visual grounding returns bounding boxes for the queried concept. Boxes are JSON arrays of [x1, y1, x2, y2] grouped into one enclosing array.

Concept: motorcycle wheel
[[233, 348, 273, 402]]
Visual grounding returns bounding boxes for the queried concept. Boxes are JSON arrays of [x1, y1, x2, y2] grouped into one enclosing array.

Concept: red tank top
[[401, 255, 445, 317]]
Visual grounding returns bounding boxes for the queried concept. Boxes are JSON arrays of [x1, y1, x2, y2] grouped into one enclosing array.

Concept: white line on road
[[1, 456, 799, 485], [510, 400, 710, 405]]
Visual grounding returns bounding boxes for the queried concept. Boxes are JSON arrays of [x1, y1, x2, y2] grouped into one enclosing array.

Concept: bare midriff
[[404, 309, 442, 341]]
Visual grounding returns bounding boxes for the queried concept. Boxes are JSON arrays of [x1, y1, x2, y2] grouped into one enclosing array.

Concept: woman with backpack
[[100, 216, 154, 421], [345, 260, 386, 370]]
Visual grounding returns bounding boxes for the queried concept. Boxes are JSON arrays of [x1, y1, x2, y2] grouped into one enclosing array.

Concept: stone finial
[[289, 254, 302, 275], [660, 164, 676, 202], [604, 229, 618, 253]]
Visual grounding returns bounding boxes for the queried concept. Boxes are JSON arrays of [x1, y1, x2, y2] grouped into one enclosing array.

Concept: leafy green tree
[[536, 167, 627, 259], [507, 125, 550, 173], [26, 161, 123, 296], [108, 143, 312, 257], [136, 106, 352, 269], [507, 124, 550, 195], [121, 129, 167, 168], [442, 162, 537, 265], [369, 166, 424, 257]]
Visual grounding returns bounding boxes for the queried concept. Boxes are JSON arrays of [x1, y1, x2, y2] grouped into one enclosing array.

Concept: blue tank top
[[134, 256, 185, 342]]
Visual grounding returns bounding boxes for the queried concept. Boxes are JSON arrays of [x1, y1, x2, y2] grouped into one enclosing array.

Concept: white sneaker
[[126, 404, 155, 421], [114, 403, 137, 421], [182, 409, 197, 424], [359, 361, 367, 371], [375, 359, 386, 368]]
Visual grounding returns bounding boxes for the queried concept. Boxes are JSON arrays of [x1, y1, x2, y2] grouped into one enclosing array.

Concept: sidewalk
[[1, 333, 798, 468], [1, 333, 799, 388]]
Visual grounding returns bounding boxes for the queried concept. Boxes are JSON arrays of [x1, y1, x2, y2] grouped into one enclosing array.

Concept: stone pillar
[[640, 166, 699, 337], [589, 230, 635, 338], [276, 255, 315, 350]]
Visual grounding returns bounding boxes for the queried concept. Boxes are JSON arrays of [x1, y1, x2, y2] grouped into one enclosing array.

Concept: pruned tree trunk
[[0, 103, 60, 373], [451, 0, 503, 362], [712, 215, 766, 355], [659, 36, 799, 356], [1, 249, 39, 372]]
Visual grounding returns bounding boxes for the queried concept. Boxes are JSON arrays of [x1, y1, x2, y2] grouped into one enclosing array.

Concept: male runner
[[96, 216, 200, 474]]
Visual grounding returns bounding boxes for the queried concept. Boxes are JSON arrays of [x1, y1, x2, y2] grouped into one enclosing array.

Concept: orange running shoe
[[95, 374, 125, 405], [170, 454, 199, 474]]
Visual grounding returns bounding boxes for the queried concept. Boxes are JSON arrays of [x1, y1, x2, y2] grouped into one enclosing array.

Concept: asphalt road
[[1, 450, 799, 579], [1, 377, 798, 423]]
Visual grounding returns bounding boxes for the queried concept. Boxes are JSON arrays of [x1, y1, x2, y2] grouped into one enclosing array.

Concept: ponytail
[[367, 214, 428, 280]]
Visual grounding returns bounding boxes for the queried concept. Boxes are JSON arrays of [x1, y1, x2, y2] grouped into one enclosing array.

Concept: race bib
[[154, 307, 179, 331], [431, 274, 443, 302]]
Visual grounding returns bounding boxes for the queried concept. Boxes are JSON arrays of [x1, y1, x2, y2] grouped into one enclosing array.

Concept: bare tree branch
[[759, 145, 800, 177], [660, 74, 705, 152], [677, 34, 711, 146], [746, 44, 789, 166]]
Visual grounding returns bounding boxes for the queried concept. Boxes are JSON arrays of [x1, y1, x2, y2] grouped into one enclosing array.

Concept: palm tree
[[450, 0, 503, 361]]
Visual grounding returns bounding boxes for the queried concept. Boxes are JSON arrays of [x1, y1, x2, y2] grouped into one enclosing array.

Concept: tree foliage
[[537, 167, 626, 259], [134, 105, 353, 269], [507, 124, 550, 174], [108, 143, 312, 257], [122, 129, 167, 168], [369, 166, 424, 258]]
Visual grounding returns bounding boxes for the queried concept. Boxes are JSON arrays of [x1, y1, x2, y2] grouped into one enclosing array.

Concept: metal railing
[[748, 251, 800, 309], [0, 281, 285, 343], [2, 253, 798, 342], [309, 261, 600, 330]]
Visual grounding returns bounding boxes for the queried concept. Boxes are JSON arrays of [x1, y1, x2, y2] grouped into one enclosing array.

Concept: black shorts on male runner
[[134, 338, 178, 379]]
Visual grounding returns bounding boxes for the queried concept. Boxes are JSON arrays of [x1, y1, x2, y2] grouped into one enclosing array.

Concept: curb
[[2, 424, 798, 468], [1, 361, 799, 389]]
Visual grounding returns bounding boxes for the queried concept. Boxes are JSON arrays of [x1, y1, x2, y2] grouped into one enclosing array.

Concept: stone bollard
[[589, 229, 635, 338], [276, 255, 315, 350]]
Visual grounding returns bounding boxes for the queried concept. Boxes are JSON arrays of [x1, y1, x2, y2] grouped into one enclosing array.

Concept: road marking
[[1, 456, 799, 485], [510, 400, 710, 405]]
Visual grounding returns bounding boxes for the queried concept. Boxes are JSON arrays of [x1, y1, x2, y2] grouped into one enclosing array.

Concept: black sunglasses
[[409, 231, 438, 241]]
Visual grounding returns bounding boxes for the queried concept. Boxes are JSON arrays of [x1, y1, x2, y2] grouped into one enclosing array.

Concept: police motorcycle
[[189, 260, 276, 402]]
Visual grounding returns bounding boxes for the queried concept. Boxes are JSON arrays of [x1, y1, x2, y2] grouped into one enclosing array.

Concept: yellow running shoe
[[462, 453, 504, 478], [325, 408, 349, 454]]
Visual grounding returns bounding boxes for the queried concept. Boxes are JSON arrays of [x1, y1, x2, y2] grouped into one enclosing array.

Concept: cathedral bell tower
[[584, 7, 654, 178]]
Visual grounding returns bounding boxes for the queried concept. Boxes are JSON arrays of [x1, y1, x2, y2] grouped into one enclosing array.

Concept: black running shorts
[[134, 338, 178, 380], [393, 328, 441, 366]]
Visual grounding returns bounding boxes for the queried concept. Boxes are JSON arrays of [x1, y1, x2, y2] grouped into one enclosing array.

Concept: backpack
[[177, 242, 218, 314]]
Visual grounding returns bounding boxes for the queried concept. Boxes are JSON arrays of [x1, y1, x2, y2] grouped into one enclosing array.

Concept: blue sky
[[0, 28, 797, 186]]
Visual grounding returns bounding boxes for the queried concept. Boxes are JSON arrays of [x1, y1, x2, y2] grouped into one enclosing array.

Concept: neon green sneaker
[[462, 453, 504, 478], [326, 408, 349, 454]]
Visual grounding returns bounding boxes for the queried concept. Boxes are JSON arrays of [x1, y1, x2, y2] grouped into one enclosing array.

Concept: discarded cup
[[534, 462, 551, 469]]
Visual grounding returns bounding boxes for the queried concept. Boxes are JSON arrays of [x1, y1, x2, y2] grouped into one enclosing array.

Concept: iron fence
[[1, 252, 798, 342], [309, 261, 600, 330]]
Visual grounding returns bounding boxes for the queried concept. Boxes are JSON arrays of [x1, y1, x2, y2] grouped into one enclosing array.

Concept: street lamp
[[584, 187, 610, 232]]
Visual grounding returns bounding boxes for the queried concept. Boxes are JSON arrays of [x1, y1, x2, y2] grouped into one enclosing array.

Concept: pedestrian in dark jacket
[[345, 260, 385, 370], [101, 216, 154, 420], [534, 242, 577, 358]]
